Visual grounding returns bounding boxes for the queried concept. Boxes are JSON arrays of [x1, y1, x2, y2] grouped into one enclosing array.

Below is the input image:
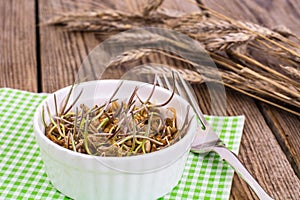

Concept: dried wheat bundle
[[46, 0, 300, 116]]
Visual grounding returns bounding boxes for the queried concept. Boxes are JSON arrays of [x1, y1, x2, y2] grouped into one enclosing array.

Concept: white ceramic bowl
[[33, 80, 198, 200]]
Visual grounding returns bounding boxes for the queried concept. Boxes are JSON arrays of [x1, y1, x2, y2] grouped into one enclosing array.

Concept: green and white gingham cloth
[[0, 88, 245, 200]]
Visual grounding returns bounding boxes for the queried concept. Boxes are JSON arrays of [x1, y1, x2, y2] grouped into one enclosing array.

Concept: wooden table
[[1, 0, 299, 199]]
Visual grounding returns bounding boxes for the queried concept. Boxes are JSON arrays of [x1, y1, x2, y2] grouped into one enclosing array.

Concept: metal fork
[[155, 72, 274, 200]]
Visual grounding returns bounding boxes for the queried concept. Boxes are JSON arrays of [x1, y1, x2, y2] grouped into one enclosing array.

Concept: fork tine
[[155, 71, 194, 138], [153, 72, 175, 107], [162, 73, 173, 91], [155, 69, 204, 126], [175, 71, 208, 128], [162, 72, 190, 106], [155, 73, 164, 89], [173, 73, 188, 101]]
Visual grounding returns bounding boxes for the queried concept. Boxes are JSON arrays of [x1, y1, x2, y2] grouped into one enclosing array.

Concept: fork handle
[[212, 146, 274, 200]]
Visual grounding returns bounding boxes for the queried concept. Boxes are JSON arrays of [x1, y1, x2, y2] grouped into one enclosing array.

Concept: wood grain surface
[[0, 0, 37, 92], [1, 0, 300, 199], [38, 0, 95, 92]]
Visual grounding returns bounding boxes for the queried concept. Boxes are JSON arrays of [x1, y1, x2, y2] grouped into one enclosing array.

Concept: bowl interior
[[34, 80, 198, 172]]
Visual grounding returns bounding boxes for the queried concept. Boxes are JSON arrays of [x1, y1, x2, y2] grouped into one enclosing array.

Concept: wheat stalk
[[102, 48, 300, 115], [143, 0, 164, 16], [46, 0, 300, 116]]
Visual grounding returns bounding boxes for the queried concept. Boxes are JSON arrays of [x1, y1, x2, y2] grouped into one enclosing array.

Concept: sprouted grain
[[43, 81, 192, 157]]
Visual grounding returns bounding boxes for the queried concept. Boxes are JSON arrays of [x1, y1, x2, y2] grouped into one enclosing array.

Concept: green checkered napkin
[[0, 88, 244, 200]]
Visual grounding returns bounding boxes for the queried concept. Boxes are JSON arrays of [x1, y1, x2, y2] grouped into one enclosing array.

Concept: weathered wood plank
[[203, 0, 300, 35], [0, 0, 37, 92], [38, 0, 100, 93], [225, 89, 300, 200], [259, 104, 300, 176]]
